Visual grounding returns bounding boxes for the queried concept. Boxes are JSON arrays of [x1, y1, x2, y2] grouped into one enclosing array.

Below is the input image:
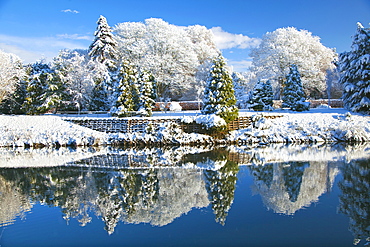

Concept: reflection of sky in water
[[0, 144, 369, 246]]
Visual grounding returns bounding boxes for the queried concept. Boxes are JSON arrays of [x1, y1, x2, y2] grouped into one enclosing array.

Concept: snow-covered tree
[[202, 55, 238, 123], [0, 50, 25, 103], [88, 15, 119, 110], [89, 15, 119, 70], [0, 78, 27, 114], [52, 50, 95, 112], [88, 61, 112, 111], [246, 80, 274, 111], [137, 70, 156, 117], [114, 18, 219, 100], [250, 27, 337, 98], [113, 61, 139, 117], [282, 65, 310, 111], [339, 23, 370, 114], [23, 62, 65, 114]]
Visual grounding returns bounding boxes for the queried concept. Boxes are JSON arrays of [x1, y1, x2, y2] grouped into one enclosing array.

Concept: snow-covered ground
[[0, 108, 369, 147], [229, 108, 370, 144]]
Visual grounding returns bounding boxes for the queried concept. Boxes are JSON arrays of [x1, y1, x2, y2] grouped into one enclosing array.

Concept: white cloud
[[56, 34, 92, 40], [0, 34, 89, 63], [211, 27, 260, 50], [61, 9, 79, 14]]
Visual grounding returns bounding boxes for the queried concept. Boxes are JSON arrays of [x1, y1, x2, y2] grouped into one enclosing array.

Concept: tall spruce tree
[[88, 15, 119, 111], [339, 22, 370, 114], [88, 15, 119, 68], [247, 80, 274, 111], [202, 54, 238, 123], [282, 64, 310, 111]]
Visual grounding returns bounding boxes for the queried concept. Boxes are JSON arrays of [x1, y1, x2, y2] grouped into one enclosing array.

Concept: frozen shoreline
[[0, 108, 369, 147]]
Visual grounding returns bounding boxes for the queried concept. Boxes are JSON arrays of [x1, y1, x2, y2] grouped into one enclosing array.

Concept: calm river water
[[0, 144, 369, 246]]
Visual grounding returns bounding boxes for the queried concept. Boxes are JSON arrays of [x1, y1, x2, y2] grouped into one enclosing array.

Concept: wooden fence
[[65, 115, 282, 134]]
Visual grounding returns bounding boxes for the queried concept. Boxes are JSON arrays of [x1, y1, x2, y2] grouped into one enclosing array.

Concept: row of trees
[[0, 17, 368, 117]]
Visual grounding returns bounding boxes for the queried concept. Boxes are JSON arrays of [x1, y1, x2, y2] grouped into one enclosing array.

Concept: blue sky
[[0, 0, 369, 71]]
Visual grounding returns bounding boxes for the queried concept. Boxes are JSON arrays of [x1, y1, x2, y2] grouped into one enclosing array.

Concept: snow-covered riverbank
[[230, 108, 370, 144], [0, 108, 369, 147]]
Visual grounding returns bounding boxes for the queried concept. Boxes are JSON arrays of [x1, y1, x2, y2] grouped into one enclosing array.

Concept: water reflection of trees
[[0, 148, 239, 234], [0, 144, 369, 238], [249, 161, 339, 215], [338, 159, 370, 246]]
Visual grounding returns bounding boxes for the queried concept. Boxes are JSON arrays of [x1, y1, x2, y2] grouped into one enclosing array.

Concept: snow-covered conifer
[[88, 16, 119, 110], [88, 15, 118, 70], [137, 71, 155, 117], [202, 54, 238, 123], [282, 64, 310, 111], [247, 80, 274, 111], [23, 62, 65, 114], [339, 23, 370, 114], [114, 62, 139, 117]]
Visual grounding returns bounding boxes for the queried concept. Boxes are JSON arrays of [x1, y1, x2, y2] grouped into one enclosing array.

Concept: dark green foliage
[[23, 62, 66, 114], [339, 23, 370, 114], [202, 54, 239, 123], [89, 81, 110, 111], [0, 80, 27, 114], [247, 80, 274, 111]]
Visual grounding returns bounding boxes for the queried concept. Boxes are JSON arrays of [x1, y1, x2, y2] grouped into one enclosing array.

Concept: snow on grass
[[0, 115, 108, 147], [0, 115, 212, 147], [230, 109, 370, 144], [0, 108, 369, 147]]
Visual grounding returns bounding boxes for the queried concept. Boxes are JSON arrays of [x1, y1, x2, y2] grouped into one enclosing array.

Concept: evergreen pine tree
[[282, 64, 310, 111], [202, 54, 238, 123], [247, 80, 274, 111], [88, 15, 119, 69], [88, 15, 119, 111], [339, 22, 370, 114], [137, 71, 156, 117], [114, 62, 139, 117]]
